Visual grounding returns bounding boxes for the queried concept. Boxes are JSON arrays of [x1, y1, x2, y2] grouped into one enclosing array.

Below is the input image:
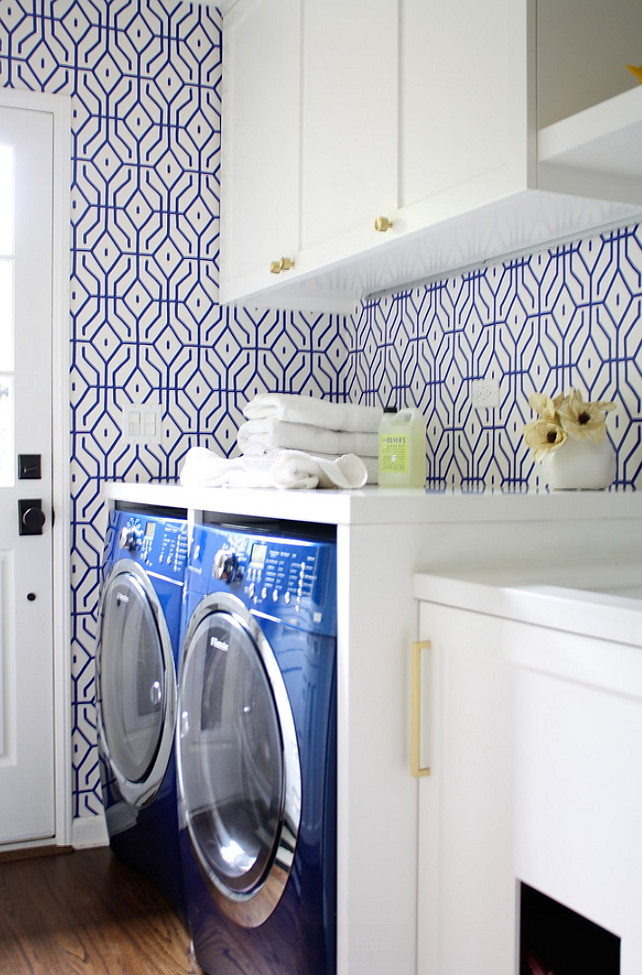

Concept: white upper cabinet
[[400, 0, 530, 227], [300, 0, 398, 252], [220, 0, 642, 313], [219, 0, 300, 295]]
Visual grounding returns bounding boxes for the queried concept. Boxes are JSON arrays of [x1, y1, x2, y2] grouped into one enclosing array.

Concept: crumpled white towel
[[179, 448, 274, 488], [179, 446, 368, 490], [254, 448, 378, 484], [244, 393, 382, 433], [271, 450, 368, 489], [238, 418, 379, 458]]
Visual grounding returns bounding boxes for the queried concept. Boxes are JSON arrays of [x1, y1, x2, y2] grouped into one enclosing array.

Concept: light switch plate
[[122, 404, 163, 444]]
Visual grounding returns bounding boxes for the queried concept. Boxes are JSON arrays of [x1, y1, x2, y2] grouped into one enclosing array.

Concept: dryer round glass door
[[178, 592, 301, 929], [96, 560, 177, 806]]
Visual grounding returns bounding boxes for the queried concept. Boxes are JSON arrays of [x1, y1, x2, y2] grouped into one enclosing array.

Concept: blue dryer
[[96, 506, 188, 919], [177, 521, 337, 975]]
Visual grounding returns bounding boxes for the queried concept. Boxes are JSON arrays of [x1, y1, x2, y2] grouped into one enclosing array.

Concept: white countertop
[[413, 560, 642, 649], [104, 481, 642, 527], [105, 482, 642, 649]]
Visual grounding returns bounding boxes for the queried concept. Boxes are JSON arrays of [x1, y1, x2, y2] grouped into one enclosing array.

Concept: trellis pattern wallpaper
[[1, 0, 641, 824], [352, 226, 642, 492]]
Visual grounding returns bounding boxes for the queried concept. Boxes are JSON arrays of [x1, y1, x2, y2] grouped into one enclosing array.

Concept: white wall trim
[[0, 87, 73, 848], [72, 812, 109, 850]]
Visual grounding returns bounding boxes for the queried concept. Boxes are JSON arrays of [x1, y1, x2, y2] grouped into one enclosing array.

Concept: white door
[[0, 104, 55, 845]]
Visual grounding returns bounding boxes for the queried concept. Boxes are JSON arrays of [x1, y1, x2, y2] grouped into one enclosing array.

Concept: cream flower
[[557, 388, 615, 444], [522, 417, 567, 463], [529, 392, 564, 422]]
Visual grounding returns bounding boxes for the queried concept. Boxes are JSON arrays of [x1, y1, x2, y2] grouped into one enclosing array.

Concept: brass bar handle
[[411, 640, 431, 778]]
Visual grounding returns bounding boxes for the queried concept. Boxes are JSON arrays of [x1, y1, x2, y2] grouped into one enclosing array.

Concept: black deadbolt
[[18, 454, 41, 480]]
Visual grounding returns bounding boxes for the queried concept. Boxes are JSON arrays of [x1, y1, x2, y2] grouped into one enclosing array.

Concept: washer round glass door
[[178, 592, 301, 928], [96, 559, 176, 807]]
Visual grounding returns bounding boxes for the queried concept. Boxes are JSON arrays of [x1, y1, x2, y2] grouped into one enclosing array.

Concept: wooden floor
[[0, 847, 204, 974]]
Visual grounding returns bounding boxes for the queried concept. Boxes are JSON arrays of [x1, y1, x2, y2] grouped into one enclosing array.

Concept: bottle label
[[380, 432, 409, 473]]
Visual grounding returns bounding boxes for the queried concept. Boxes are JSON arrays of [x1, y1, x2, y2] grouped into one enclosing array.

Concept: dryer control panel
[[188, 525, 337, 637], [105, 509, 189, 582]]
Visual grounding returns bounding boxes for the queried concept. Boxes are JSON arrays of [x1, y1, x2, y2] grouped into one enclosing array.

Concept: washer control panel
[[189, 525, 337, 636], [108, 510, 189, 581]]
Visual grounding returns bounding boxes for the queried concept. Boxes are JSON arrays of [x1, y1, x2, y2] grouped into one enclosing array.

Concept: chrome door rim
[[96, 558, 177, 808], [177, 590, 301, 929]]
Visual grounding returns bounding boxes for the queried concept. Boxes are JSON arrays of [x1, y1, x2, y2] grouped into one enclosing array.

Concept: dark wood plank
[[0, 845, 73, 864], [0, 847, 204, 975]]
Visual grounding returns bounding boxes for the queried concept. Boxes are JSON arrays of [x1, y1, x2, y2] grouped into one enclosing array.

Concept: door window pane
[[0, 145, 13, 258], [0, 374, 13, 487], [0, 145, 14, 486], [0, 259, 13, 371]]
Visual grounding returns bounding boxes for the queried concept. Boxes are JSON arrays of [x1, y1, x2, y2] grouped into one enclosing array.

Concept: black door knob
[[23, 507, 46, 531], [18, 499, 46, 535]]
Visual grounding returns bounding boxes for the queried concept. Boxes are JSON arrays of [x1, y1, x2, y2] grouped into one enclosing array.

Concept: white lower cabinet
[[416, 587, 642, 974], [415, 601, 516, 975]]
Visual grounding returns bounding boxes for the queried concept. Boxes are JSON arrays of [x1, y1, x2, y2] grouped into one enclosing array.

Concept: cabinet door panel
[[300, 0, 398, 251], [221, 0, 300, 289], [417, 602, 515, 975], [402, 0, 530, 220]]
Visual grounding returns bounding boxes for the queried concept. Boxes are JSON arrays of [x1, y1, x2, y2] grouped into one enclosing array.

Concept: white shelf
[[538, 85, 642, 203]]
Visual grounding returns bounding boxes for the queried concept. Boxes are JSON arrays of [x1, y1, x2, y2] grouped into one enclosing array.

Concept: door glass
[[0, 143, 14, 487], [179, 611, 284, 895], [99, 573, 166, 783]]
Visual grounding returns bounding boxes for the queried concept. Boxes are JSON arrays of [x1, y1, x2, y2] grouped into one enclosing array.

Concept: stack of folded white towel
[[238, 393, 382, 484], [179, 393, 383, 491]]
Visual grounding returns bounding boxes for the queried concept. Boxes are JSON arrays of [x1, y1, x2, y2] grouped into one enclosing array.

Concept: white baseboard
[[72, 813, 109, 849]]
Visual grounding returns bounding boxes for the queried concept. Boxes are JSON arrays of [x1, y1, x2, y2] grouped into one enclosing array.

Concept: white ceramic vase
[[542, 436, 616, 490]]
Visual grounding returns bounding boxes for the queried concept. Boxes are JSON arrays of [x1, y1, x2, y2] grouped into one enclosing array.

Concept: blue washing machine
[[96, 506, 188, 919], [177, 521, 337, 974]]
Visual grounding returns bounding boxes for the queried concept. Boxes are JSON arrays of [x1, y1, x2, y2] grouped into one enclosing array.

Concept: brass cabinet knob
[[269, 257, 295, 274], [374, 216, 393, 232]]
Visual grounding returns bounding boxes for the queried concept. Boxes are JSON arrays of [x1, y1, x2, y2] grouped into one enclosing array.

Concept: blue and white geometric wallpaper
[[352, 227, 642, 492], [1, 0, 641, 824]]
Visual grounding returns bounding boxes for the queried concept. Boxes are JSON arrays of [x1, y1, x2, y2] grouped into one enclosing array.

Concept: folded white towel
[[179, 446, 368, 491], [238, 419, 379, 458], [244, 393, 382, 433]]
